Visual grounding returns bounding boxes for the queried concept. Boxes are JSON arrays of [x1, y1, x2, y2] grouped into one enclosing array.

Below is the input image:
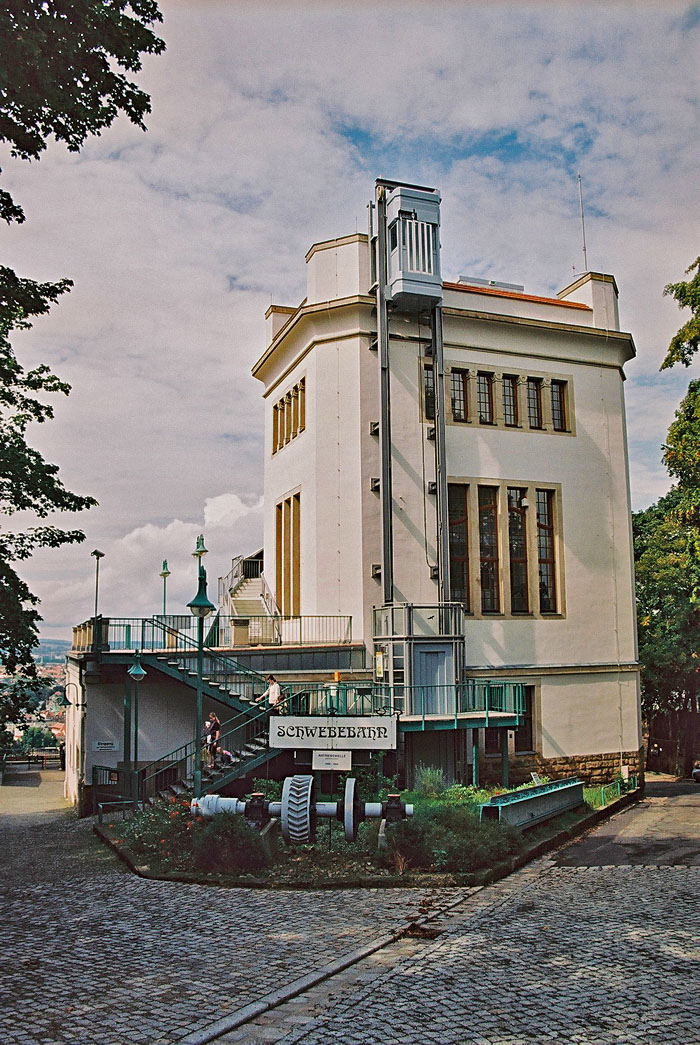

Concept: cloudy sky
[[4, 0, 700, 639]]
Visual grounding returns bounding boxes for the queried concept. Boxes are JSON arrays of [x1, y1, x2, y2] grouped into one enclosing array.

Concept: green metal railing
[[92, 764, 139, 811], [72, 613, 353, 652], [373, 680, 525, 721], [587, 775, 640, 809]]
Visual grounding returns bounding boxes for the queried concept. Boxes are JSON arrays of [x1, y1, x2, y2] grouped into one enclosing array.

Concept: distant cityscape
[[34, 639, 71, 666]]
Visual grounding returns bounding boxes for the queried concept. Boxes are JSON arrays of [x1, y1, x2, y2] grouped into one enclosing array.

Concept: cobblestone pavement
[[0, 770, 469, 1045], [215, 783, 700, 1045], [5, 772, 700, 1045]]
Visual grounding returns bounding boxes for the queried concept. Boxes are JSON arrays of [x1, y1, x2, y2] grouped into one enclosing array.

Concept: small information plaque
[[312, 750, 352, 771]]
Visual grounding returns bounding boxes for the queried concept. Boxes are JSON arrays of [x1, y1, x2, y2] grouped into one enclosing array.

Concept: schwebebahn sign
[[269, 715, 397, 751]]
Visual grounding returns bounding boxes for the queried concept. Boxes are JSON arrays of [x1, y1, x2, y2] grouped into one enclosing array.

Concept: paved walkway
[[3, 770, 700, 1044], [0, 769, 468, 1045], [217, 779, 700, 1045]]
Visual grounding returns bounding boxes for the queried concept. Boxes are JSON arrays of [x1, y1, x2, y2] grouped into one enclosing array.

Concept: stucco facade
[[252, 231, 642, 781]]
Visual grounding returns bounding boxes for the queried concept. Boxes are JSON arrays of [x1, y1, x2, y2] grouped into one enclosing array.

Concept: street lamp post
[[159, 559, 171, 616], [187, 535, 215, 800], [91, 549, 105, 654], [127, 652, 147, 801], [91, 549, 105, 619]]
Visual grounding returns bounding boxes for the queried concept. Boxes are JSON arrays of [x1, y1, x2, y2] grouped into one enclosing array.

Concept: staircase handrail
[[260, 571, 280, 618], [136, 687, 298, 802], [143, 616, 269, 686], [218, 555, 244, 606]]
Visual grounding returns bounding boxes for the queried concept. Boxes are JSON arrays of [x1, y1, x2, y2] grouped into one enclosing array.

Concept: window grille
[[502, 375, 518, 427], [450, 369, 468, 422], [478, 486, 500, 612], [401, 218, 437, 275]]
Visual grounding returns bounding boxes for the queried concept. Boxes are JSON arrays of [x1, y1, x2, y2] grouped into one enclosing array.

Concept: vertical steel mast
[[432, 303, 450, 601], [375, 182, 394, 604]]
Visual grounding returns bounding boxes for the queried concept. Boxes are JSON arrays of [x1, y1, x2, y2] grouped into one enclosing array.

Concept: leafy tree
[[662, 379, 700, 525], [0, 0, 166, 225], [21, 724, 57, 751], [660, 257, 700, 370], [633, 487, 700, 773], [0, 673, 51, 750], [0, 2, 165, 685]]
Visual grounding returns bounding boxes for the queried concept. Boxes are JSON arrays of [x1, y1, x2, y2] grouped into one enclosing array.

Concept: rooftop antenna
[[577, 172, 588, 272]]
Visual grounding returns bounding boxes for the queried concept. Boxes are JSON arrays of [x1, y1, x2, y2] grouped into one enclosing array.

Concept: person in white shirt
[[256, 674, 281, 714]]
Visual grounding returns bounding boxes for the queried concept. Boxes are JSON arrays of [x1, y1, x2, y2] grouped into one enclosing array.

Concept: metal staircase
[[137, 691, 295, 806], [138, 625, 270, 715]]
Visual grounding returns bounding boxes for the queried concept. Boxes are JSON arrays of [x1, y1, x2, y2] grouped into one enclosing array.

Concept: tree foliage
[[0, 266, 99, 673], [0, 0, 165, 224], [0, 1, 164, 684], [662, 378, 700, 525], [660, 256, 700, 370], [633, 487, 700, 720]]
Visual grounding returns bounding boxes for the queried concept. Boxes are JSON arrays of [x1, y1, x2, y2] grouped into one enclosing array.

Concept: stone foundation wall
[[481, 748, 644, 788]]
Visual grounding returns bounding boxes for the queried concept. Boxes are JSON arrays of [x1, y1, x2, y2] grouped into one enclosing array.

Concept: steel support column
[[375, 183, 394, 605], [501, 733, 509, 789], [431, 306, 450, 601]]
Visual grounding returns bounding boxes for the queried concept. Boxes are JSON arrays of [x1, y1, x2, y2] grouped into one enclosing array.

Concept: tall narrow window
[[507, 488, 529, 613], [298, 377, 306, 432], [527, 378, 542, 429], [448, 484, 470, 610], [284, 392, 293, 443], [423, 364, 435, 421], [272, 403, 280, 453], [551, 380, 567, 432], [276, 492, 301, 615], [477, 372, 493, 424], [450, 369, 468, 422], [502, 375, 518, 427], [478, 486, 500, 612], [536, 489, 556, 613], [291, 387, 299, 437]]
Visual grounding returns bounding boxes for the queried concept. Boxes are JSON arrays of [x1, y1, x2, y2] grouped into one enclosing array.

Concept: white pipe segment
[[192, 794, 247, 817]]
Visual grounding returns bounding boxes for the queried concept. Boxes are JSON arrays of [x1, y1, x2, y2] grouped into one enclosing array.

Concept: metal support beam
[[375, 182, 394, 604], [501, 734, 509, 789], [472, 729, 479, 788], [431, 305, 450, 601], [194, 615, 204, 799], [122, 677, 132, 769]]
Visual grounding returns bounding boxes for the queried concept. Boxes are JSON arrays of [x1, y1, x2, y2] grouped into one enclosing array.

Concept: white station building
[[65, 180, 642, 812], [243, 179, 641, 786]]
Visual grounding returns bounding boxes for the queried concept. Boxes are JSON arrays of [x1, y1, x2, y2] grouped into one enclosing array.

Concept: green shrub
[[382, 801, 524, 873], [248, 777, 283, 800], [191, 812, 271, 873], [338, 752, 398, 801], [116, 796, 270, 874], [414, 764, 446, 798]]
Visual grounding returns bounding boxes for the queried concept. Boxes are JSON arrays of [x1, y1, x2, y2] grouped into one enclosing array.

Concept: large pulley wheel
[[281, 774, 316, 844], [344, 776, 362, 842]]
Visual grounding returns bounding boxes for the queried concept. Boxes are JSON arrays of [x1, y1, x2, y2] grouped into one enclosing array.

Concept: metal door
[[413, 644, 453, 715]]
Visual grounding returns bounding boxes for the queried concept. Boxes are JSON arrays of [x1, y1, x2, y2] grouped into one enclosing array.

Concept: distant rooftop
[[457, 276, 525, 293]]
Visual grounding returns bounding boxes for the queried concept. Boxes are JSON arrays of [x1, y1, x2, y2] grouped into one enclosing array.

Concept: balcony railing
[[71, 614, 353, 653], [273, 680, 524, 721], [373, 603, 465, 640]]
